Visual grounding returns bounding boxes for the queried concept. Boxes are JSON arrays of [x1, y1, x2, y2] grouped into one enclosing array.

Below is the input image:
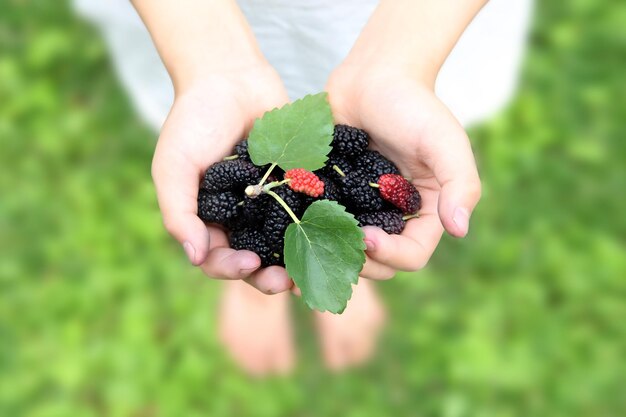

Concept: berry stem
[[245, 185, 264, 197], [402, 213, 420, 221], [266, 189, 301, 224], [369, 182, 380, 188], [258, 162, 277, 186], [222, 154, 239, 161], [263, 179, 290, 192], [332, 165, 346, 177]]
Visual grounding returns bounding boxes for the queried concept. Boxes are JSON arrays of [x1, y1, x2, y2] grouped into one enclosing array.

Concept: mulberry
[[332, 124, 369, 158], [197, 190, 240, 226], [229, 228, 281, 267], [357, 210, 406, 234], [201, 160, 260, 193], [234, 139, 251, 162], [318, 152, 353, 181], [354, 150, 400, 181], [339, 170, 385, 213], [316, 173, 341, 201], [284, 168, 325, 197], [375, 174, 421, 214]]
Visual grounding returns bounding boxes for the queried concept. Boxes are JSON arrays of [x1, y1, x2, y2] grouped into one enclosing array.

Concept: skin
[[327, 71, 481, 280], [330, 0, 486, 279], [314, 0, 486, 369], [153, 70, 295, 294], [132, 0, 294, 292], [131, 0, 487, 374]]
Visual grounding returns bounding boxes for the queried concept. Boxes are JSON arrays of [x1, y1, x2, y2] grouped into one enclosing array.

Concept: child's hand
[[326, 67, 482, 279], [151, 66, 294, 294]]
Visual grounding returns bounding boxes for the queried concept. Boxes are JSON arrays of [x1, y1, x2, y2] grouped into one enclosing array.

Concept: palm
[[357, 85, 444, 212], [158, 71, 289, 176], [152, 68, 295, 293], [327, 73, 480, 278]]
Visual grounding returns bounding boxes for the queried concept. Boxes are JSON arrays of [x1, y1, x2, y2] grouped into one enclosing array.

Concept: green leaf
[[284, 200, 366, 313], [248, 93, 333, 171]]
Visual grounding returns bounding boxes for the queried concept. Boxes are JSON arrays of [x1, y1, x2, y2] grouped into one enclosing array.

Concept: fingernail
[[364, 239, 376, 252], [183, 241, 196, 264], [239, 257, 260, 273], [453, 207, 470, 236]]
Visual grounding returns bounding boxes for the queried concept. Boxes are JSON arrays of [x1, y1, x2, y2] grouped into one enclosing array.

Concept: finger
[[199, 225, 261, 279], [362, 212, 443, 271], [152, 144, 210, 266], [245, 266, 293, 295], [359, 254, 397, 280], [200, 248, 262, 280], [425, 119, 481, 237]]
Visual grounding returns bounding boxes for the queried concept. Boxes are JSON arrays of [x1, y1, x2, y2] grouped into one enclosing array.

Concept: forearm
[[344, 0, 489, 86], [131, 0, 266, 92]]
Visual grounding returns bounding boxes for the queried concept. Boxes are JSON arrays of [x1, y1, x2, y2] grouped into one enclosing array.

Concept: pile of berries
[[197, 125, 421, 266]]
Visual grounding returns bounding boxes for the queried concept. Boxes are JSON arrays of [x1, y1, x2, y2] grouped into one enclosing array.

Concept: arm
[[131, 0, 266, 92], [328, 0, 486, 279], [343, 0, 488, 86], [132, 0, 293, 294]]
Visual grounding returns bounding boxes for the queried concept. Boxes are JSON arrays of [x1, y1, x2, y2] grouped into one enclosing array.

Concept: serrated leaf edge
[[248, 93, 333, 171], [285, 200, 366, 314]]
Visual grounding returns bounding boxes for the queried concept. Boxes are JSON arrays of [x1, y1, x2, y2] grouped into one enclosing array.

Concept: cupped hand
[[326, 67, 482, 280], [152, 65, 294, 294]]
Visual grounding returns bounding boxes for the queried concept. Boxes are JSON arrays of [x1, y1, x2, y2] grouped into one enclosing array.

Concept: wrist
[[173, 63, 287, 119], [133, 0, 269, 94], [172, 55, 271, 96], [338, 0, 489, 90], [326, 63, 435, 128], [338, 58, 438, 91], [328, 62, 434, 100]]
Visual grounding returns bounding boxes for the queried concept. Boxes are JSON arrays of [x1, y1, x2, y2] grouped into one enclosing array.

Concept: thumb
[[152, 147, 211, 265], [427, 121, 481, 238]]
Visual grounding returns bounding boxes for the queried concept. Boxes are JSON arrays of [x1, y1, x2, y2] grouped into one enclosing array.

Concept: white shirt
[[74, 0, 533, 130]]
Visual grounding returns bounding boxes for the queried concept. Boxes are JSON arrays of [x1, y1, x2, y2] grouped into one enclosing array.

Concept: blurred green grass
[[1, 1, 625, 416]]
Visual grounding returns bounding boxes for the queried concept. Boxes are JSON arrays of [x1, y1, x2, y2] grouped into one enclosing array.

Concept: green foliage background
[[1, 1, 625, 416]]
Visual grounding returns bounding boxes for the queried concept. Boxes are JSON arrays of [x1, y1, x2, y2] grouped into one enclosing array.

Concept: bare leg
[[314, 279, 387, 371], [218, 281, 295, 376]]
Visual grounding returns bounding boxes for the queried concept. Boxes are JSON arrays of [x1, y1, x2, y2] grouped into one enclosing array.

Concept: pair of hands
[[151, 63, 481, 294]]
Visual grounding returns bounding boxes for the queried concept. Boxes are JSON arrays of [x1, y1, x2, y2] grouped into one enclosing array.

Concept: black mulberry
[[354, 150, 400, 181], [270, 186, 305, 216], [332, 125, 369, 158], [316, 173, 341, 201], [339, 170, 385, 213], [229, 228, 281, 267], [318, 152, 353, 181], [263, 187, 302, 249], [234, 139, 251, 162], [197, 190, 241, 226], [357, 210, 406, 234], [201, 160, 260, 193]]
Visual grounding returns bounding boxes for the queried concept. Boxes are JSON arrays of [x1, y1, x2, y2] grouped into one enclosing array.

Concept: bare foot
[[218, 281, 295, 376], [314, 279, 387, 371]]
